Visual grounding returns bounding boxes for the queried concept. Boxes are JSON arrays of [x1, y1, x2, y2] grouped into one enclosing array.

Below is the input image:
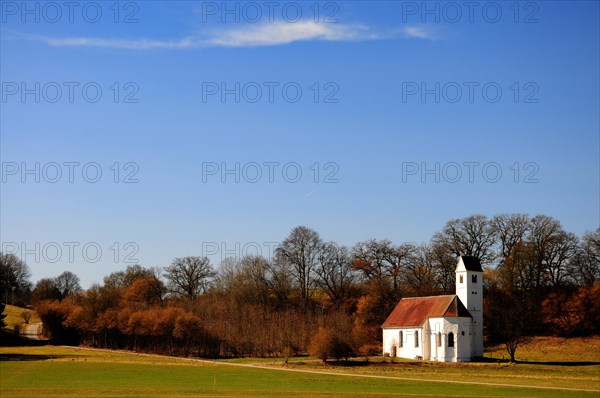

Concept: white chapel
[[382, 255, 483, 362]]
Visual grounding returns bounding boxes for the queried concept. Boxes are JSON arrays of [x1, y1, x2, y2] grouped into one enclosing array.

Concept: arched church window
[[399, 331, 403, 347], [414, 331, 419, 347], [472, 275, 477, 283], [436, 332, 442, 347], [459, 275, 463, 283], [448, 332, 454, 347]]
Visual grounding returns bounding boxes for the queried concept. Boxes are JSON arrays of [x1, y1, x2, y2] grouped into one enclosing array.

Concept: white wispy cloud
[[21, 21, 384, 50], [11, 21, 437, 50], [40, 36, 200, 49], [401, 25, 438, 41], [205, 21, 382, 47]]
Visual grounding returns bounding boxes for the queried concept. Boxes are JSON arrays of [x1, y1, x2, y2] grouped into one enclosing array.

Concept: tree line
[[1, 214, 598, 360]]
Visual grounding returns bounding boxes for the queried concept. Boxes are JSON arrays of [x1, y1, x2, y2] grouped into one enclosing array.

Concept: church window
[[472, 275, 477, 283], [399, 331, 403, 347], [436, 332, 442, 347], [448, 332, 454, 347], [414, 331, 419, 347], [459, 275, 463, 283]]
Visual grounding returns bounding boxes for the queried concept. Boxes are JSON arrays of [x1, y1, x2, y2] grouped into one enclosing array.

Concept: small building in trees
[[382, 256, 483, 362]]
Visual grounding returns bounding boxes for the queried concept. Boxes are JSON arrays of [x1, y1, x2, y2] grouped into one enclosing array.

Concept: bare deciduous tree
[[428, 241, 457, 294], [492, 214, 530, 265], [432, 215, 496, 265], [383, 243, 415, 297], [265, 258, 294, 308], [498, 293, 526, 362], [55, 271, 82, 299], [31, 278, 62, 303], [571, 228, 600, 285], [497, 241, 541, 333], [545, 230, 578, 289], [0, 253, 31, 305], [352, 239, 390, 283], [528, 215, 562, 288], [21, 310, 31, 324], [403, 244, 437, 296], [164, 256, 215, 298], [315, 243, 355, 308], [217, 256, 272, 305], [527, 215, 579, 290], [104, 264, 157, 288], [275, 226, 322, 309], [498, 241, 538, 294]]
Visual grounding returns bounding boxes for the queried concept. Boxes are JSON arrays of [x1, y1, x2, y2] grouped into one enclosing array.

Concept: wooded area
[[1, 214, 598, 360]]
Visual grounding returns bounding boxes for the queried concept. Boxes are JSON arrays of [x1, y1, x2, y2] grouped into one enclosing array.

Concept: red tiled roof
[[382, 295, 472, 328]]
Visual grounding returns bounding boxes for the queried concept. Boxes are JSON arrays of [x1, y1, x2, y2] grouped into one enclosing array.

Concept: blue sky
[[1, 1, 599, 288]]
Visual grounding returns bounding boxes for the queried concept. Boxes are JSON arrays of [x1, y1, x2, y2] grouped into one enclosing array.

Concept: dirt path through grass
[[22, 323, 42, 340], [252, 365, 600, 393], [60, 346, 599, 394]]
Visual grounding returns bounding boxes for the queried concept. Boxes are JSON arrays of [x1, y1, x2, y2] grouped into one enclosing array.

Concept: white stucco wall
[[382, 327, 424, 359], [384, 317, 472, 362], [426, 317, 472, 362]]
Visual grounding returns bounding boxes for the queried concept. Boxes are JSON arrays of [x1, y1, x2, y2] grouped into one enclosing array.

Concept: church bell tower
[[455, 255, 483, 357]]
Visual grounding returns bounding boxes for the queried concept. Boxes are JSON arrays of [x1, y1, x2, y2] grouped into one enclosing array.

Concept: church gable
[[382, 295, 471, 329], [444, 296, 473, 318]]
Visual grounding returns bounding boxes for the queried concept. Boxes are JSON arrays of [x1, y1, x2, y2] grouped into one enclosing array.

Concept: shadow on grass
[[0, 330, 49, 347], [478, 356, 600, 366], [0, 353, 66, 361], [307, 360, 434, 368], [515, 360, 600, 366], [310, 357, 600, 368], [327, 360, 371, 367]]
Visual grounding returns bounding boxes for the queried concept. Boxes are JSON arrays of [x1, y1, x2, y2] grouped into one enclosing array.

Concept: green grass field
[[1, 340, 598, 398]]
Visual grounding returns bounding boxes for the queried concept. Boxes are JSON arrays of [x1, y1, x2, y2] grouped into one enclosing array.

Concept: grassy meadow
[[1, 305, 41, 332], [274, 336, 600, 391], [1, 337, 599, 397]]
